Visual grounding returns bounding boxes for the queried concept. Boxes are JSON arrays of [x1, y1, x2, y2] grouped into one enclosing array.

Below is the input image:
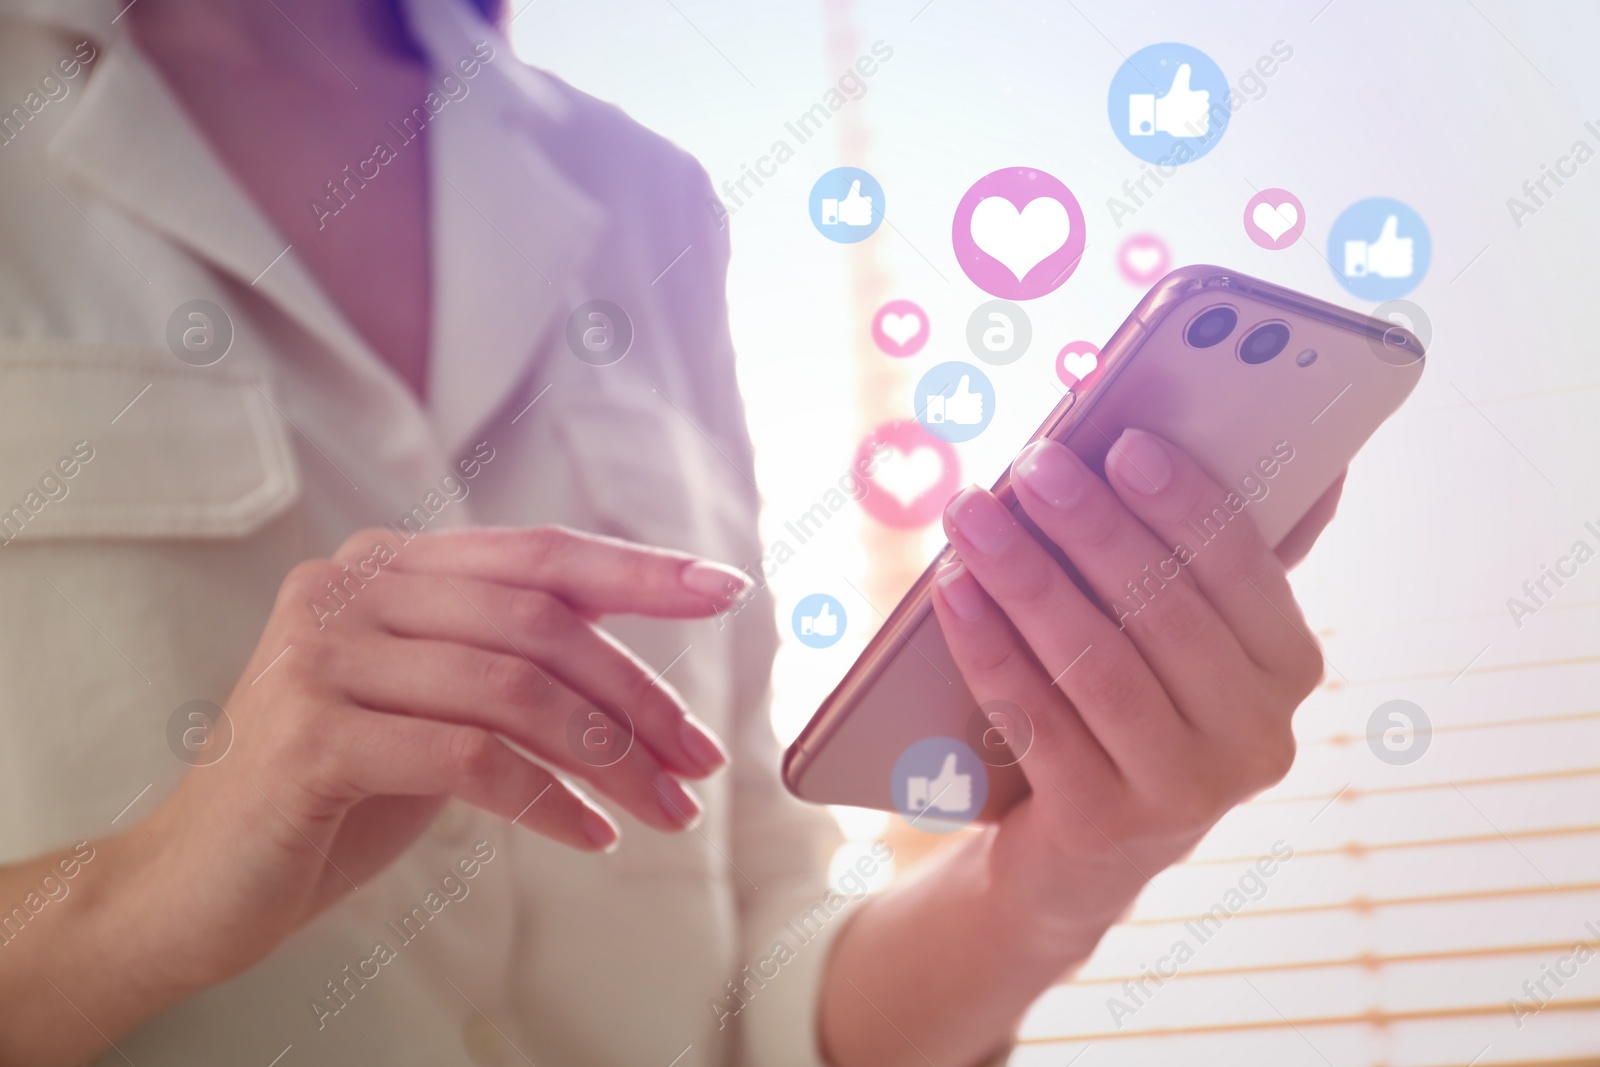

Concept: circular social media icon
[[891, 736, 988, 833], [1055, 342, 1101, 391], [872, 299, 929, 357], [965, 299, 1032, 365], [792, 593, 846, 648], [810, 167, 884, 243], [565, 299, 634, 366], [1367, 699, 1431, 766], [166, 699, 233, 766], [1328, 198, 1430, 301], [166, 300, 234, 367], [1244, 188, 1306, 250], [855, 420, 961, 529], [952, 168, 1086, 300], [1117, 233, 1171, 286], [914, 361, 994, 444], [1365, 298, 1430, 367], [965, 700, 1034, 768], [1108, 43, 1231, 165], [566, 701, 636, 768]]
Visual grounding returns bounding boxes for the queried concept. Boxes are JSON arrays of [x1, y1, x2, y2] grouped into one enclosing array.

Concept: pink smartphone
[[782, 265, 1425, 821]]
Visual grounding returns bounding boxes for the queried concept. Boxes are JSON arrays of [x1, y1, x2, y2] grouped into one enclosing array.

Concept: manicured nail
[[678, 716, 729, 775], [945, 487, 1014, 554], [1107, 429, 1172, 495], [935, 561, 986, 621], [581, 806, 621, 852], [656, 773, 704, 828], [681, 560, 752, 602], [1014, 440, 1090, 509]]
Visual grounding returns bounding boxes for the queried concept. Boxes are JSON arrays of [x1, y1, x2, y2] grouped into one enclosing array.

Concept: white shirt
[[0, 1, 844, 1063]]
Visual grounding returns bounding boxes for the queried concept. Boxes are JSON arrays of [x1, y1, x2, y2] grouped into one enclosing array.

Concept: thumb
[[936, 753, 959, 778], [816, 601, 834, 619], [1377, 215, 1401, 243], [1166, 63, 1194, 95], [953, 375, 972, 396], [847, 179, 863, 198]]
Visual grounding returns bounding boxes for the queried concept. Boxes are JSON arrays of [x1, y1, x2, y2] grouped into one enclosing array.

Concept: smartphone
[[782, 265, 1425, 821]]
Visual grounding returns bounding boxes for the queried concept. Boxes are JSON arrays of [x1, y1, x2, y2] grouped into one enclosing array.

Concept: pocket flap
[[0, 339, 300, 540]]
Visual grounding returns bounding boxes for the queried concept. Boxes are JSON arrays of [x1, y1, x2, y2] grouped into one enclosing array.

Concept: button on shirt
[[0, 1, 845, 1063]]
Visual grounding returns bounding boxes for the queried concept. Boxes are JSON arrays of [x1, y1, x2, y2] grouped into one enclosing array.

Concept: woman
[[0, 1, 1338, 1064]]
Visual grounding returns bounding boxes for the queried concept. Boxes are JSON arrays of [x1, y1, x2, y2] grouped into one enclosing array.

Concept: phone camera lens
[[1185, 306, 1237, 349], [1238, 322, 1291, 365]]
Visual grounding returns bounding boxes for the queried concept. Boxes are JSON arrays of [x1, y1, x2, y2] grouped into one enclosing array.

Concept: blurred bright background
[[516, 2, 1600, 1063]]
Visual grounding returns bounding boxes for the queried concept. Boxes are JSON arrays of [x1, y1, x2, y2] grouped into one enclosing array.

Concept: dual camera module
[[1185, 305, 1305, 366]]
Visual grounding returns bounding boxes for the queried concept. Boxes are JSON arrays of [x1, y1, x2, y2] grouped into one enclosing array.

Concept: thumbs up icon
[[1128, 62, 1212, 137], [926, 375, 985, 426], [906, 753, 973, 815], [794, 593, 846, 648], [822, 179, 875, 227], [801, 601, 838, 638], [1343, 215, 1414, 279]]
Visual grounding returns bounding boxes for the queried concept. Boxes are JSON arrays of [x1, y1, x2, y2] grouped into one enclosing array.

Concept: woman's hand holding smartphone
[[934, 429, 1336, 928]]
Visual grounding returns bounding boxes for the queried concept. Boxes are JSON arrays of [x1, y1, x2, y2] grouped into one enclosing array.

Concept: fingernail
[[678, 716, 729, 775], [656, 773, 704, 828], [935, 561, 986, 621], [1014, 440, 1090, 509], [1107, 429, 1172, 495], [680, 560, 752, 603], [945, 487, 1014, 554], [581, 806, 621, 852]]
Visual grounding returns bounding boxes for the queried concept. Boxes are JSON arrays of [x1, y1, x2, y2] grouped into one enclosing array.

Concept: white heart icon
[[1251, 201, 1298, 241], [969, 196, 1072, 283], [872, 445, 944, 507], [1060, 350, 1097, 382], [881, 313, 923, 347], [1125, 245, 1161, 274]]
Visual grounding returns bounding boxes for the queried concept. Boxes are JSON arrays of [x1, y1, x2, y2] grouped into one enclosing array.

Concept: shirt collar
[[29, 0, 604, 461], [401, 0, 606, 457]]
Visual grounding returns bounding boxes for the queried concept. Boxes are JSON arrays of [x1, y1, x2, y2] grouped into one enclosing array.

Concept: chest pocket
[[0, 338, 303, 862], [0, 338, 299, 541]]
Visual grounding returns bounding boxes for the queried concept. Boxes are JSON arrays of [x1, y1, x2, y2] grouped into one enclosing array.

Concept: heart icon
[[1116, 233, 1171, 285], [1243, 189, 1306, 250], [873, 445, 944, 507], [1126, 246, 1160, 274], [1060, 350, 1096, 381], [871, 299, 930, 357], [881, 313, 922, 347], [1251, 201, 1298, 241], [856, 420, 960, 529], [969, 196, 1072, 283], [1055, 342, 1100, 389]]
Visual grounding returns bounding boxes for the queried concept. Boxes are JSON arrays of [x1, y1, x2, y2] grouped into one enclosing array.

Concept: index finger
[[336, 526, 752, 618]]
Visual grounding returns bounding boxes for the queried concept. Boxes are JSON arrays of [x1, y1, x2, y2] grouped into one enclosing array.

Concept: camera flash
[[1296, 349, 1318, 367]]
